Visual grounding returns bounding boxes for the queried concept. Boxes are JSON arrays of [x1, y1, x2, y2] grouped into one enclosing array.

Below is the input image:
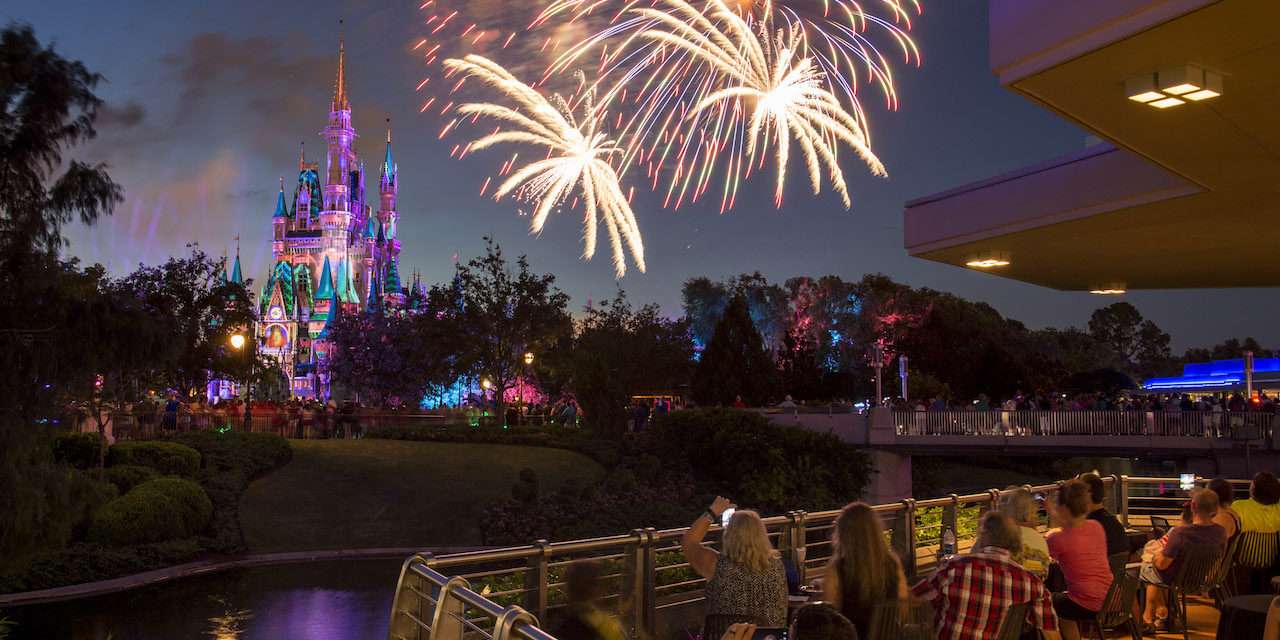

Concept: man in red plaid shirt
[[912, 512, 1060, 640]]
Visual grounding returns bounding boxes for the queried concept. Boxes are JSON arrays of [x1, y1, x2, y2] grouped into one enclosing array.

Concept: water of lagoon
[[7, 558, 404, 639]]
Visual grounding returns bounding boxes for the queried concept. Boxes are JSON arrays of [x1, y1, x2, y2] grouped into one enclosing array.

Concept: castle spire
[[381, 118, 396, 186], [298, 141, 306, 170], [332, 27, 349, 112], [272, 176, 289, 218]]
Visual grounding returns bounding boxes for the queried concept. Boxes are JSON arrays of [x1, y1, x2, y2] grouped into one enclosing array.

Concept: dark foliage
[[106, 441, 200, 477], [103, 464, 159, 494], [480, 409, 871, 545], [52, 432, 100, 470], [168, 431, 291, 553], [692, 294, 778, 405]]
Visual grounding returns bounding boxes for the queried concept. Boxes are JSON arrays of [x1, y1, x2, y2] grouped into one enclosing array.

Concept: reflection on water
[[9, 558, 404, 640]]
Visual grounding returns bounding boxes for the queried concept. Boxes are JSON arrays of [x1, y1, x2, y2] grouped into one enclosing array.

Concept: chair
[[1109, 551, 1131, 579], [994, 601, 1031, 640], [866, 600, 934, 640], [1158, 543, 1224, 640], [1208, 535, 1241, 607], [1091, 570, 1143, 640], [1234, 531, 1279, 570]]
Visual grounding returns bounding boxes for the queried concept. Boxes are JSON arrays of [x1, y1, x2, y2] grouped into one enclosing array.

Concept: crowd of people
[[551, 472, 1280, 640], [893, 390, 1280, 413]]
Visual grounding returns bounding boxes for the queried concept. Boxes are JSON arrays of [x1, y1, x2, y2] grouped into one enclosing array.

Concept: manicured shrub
[[107, 441, 200, 476], [53, 432, 102, 470], [131, 478, 213, 535], [87, 490, 187, 546], [104, 464, 159, 494]]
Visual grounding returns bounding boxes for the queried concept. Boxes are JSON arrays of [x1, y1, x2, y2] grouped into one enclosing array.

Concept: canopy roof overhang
[[904, 0, 1280, 291]]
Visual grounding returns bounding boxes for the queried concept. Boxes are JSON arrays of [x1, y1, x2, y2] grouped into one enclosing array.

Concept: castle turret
[[379, 120, 400, 258], [272, 177, 287, 257]]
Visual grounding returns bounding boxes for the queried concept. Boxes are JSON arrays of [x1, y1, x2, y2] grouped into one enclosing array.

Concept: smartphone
[[1179, 473, 1195, 491], [721, 508, 736, 527], [751, 628, 788, 640]]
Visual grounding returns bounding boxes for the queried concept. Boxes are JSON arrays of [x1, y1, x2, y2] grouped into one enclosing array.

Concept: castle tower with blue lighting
[[255, 34, 407, 399]]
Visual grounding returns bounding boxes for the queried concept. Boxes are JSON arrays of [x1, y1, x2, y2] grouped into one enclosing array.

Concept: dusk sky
[[9, 0, 1276, 350]]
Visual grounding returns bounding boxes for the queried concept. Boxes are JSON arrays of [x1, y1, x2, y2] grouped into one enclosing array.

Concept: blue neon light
[[1142, 357, 1280, 390]]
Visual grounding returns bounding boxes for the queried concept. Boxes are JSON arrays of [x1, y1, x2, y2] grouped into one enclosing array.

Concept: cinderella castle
[[244, 36, 409, 400]]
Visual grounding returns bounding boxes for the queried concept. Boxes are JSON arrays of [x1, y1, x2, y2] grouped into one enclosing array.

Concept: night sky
[[8, 1, 1276, 350]]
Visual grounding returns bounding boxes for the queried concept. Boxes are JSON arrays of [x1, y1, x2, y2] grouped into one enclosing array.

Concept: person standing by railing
[[822, 502, 908, 639], [681, 497, 787, 640]]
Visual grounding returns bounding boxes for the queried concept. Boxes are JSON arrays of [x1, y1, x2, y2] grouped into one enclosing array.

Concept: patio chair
[[1208, 534, 1241, 607], [994, 601, 1031, 640], [866, 599, 934, 640], [1090, 570, 1142, 640], [1158, 543, 1223, 640]]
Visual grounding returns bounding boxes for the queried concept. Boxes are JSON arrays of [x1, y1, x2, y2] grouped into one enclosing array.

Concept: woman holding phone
[[682, 496, 788, 640]]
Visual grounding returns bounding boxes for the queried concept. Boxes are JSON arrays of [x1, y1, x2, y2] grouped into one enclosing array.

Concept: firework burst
[[638, 0, 885, 208], [443, 55, 645, 277]]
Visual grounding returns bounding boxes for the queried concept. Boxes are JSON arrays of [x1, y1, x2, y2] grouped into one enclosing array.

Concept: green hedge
[[104, 464, 159, 494], [0, 539, 201, 593], [87, 477, 211, 545], [53, 432, 101, 470], [107, 441, 200, 477], [368, 424, 620, 467], [168, 431, 292, 552], [132, 478, 213, 534], [88, 489, 187, 545]]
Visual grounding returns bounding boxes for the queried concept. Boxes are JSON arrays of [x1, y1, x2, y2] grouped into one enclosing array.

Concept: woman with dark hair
[[1235, 472, 1280, 533], [822, 502, 908, 639], [1208, 477, 1242, 540]]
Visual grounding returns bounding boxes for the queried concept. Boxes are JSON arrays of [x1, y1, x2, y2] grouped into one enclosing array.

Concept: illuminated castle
[[255, 35, 406, 399]]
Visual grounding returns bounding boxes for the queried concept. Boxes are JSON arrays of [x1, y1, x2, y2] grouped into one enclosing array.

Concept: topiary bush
[[87, 490, 187, 546], [53, 432, 102, 470], [130, 478, 212, 535], [104, 464, 159, 494], [107, 441, 200, 476]]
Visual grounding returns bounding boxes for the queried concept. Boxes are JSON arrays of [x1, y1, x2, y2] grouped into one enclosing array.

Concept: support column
[[865, 449, 913, 504]]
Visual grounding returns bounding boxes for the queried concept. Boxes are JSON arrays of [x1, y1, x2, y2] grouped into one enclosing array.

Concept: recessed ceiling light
[[1149, 96, 1186, 109], [1089, 289, 1126, 295], [1159, 65, 1205, 96], [1125, 73, 1160, 103], [1184, 71, 1223, 101], [965, 258, 1010, 269]]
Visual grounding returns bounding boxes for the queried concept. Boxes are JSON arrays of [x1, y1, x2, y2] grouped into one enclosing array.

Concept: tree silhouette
[[692, 294, 777, 406]]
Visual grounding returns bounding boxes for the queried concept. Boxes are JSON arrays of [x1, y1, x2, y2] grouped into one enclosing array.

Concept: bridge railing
[[890, 409, 1274, 440]]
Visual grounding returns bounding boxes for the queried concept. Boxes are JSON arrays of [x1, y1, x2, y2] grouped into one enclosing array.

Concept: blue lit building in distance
[[1143, 358, 1280, 394]]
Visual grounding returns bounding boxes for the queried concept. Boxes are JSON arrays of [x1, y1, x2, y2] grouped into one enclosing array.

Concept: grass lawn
[[239, 439, 604, 552]]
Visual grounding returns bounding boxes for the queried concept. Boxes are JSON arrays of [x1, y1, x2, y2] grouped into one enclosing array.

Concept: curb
[[0, 546, 486, 607]]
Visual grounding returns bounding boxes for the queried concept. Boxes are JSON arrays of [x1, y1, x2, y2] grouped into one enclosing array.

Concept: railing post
[[523, 540, 550, 623], [624, 528, 656, 638], [1119, 475, 1130, 528], [786, 510, 809, 584], [943, 494, 959, 546], [1106, 474, 1121, 515], [892, 499, 917, 580]]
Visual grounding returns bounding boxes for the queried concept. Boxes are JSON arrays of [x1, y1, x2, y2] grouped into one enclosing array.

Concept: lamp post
[[230, 333, 253, 432], [481, 378, 492, 423], [520, 352, 534, 426]]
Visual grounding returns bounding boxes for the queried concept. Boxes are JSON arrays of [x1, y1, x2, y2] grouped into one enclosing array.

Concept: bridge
[[760, 408, 1279, 502]]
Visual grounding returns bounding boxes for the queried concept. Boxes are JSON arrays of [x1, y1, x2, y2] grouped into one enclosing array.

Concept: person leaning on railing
[[681, 496, 788, 640], [821, 502, 908, 640]]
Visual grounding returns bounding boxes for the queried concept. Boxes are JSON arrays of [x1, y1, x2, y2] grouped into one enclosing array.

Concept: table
[[1216, 594, 1275, 640]]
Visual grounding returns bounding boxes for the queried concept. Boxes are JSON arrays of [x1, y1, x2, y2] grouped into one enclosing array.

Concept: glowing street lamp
[[229, 333, 252, 431], [524, 352, 535, 366]]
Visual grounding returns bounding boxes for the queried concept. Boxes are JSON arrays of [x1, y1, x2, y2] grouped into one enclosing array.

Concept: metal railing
[[891, 409, 1274, 439], [390, 475, 1253, 640], [389, 557, 555, 640]]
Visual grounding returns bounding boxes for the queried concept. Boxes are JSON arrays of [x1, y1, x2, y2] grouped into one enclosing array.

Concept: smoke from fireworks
[[443, 55, 645, 277]]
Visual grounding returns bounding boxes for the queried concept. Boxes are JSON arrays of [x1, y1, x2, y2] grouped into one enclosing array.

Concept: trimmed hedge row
[[368, 425, 621, 467], [53, 432, 101, 470], [168, 431, 292, 552], [104, 464, 159, 493], [87, 477, 212, 545], [107, 441, 200, 477]]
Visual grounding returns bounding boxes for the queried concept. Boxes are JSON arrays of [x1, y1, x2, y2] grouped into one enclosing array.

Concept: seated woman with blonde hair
[[682, 497, 788, 640], [999, 487, 1052, 577]]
